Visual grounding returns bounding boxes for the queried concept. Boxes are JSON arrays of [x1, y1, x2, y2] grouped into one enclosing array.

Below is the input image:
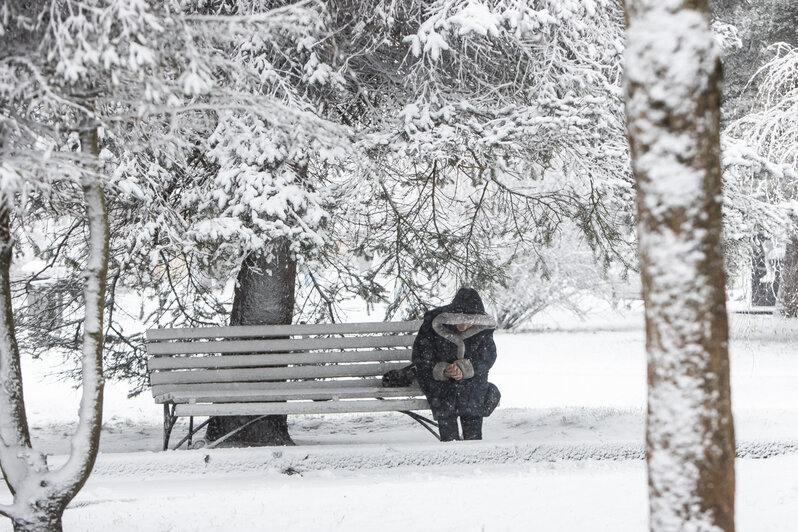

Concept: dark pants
[[438, 416, 483, 441]]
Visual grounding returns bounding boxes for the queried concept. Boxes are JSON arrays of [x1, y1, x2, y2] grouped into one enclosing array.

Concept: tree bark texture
[[12, 509, 63, 532], [205, 239, 296, 446], [625, 1, 736, 531], [778, 237, 798, 316]]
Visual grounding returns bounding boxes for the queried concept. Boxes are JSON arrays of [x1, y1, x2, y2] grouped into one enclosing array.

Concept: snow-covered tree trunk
[[624, 1, 736, 531], [0, 125, 108, 531], [205, 239, 296, 446]]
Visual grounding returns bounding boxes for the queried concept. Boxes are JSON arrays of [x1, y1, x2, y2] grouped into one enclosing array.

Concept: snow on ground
[[2, 308, 798, 530]]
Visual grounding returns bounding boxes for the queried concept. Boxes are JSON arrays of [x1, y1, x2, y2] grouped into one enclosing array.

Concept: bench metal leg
[[170, 417, 212, 450], [204, 415, 270, 449], [163, 404, 178, 451], [400, 410, 440, 441]]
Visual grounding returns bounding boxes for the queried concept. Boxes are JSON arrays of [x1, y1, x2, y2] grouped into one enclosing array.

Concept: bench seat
[[146, 320, 431, 449]]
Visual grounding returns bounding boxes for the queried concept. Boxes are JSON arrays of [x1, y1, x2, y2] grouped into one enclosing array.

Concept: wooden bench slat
[[150, 362, 409, 385], [147, 334, 416, 356], [174, 398, 430, 417], [156, 386, 423, 404], [147, 348, 412, 370], [150, 378, 385, 398], [147, 321, 422, 341]]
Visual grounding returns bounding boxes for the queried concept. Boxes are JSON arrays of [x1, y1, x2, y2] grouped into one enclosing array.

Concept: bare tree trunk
[[205, 238, 296, 446], [55, 123, 109, 498], [0, 207, 63, 532], [625, 1, 736, 531]]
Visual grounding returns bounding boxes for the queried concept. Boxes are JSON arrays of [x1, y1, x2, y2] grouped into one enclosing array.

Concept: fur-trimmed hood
[[432, 289, 497, 360]]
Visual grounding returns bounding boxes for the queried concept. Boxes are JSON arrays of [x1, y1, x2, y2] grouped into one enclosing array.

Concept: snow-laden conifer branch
[[2, 0, 351, 388], [184, 0, 322, 25], [5, 0, 636, 388]]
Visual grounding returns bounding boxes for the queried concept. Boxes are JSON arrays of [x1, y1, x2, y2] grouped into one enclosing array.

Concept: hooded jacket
[[411, 288, 497, 419]]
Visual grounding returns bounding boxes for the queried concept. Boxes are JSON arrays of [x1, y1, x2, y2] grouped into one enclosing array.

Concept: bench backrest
[[146, 321, 422, 400]]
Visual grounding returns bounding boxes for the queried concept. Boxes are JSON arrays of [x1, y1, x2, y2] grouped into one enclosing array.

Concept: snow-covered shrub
[[488, 228, 618, 330]]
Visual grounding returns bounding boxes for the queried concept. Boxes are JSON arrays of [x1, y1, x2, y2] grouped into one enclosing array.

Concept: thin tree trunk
[[0, 125, 108, 531], [625, 1, 736, 531], [205, 239, 296, 446], [0, 205, 32, 494]]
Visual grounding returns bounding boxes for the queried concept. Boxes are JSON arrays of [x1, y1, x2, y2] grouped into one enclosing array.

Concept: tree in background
[[16, 1, 633, 369], [625, 0, 735, 530], [713, 0, 798, 310], [125, 0, 633, 324], [712, 0, 798, 116], [724, 43, 798, 314]]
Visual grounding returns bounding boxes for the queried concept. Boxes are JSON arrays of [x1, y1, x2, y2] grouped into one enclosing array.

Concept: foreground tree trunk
[[625, 1, 736, 531], [205, 239, 296, 446], [0, 125, 108, 531]]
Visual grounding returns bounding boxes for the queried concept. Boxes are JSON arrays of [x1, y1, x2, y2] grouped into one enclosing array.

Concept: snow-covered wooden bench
[[146, 321, 433, 450]]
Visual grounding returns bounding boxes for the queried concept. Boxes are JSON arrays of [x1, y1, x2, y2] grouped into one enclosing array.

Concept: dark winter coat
[[411, 288, 497, 420]]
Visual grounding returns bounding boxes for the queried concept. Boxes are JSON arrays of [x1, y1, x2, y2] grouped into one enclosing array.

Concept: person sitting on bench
[[411, 288, 499, 441]]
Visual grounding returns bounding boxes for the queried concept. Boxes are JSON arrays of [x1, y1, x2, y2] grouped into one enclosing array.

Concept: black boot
[[438, 417, 461, 441], [461, 416, 483, 440]]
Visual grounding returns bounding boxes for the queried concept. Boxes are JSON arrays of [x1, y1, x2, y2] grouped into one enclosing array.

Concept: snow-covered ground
[[3, 309, 798, 531]]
